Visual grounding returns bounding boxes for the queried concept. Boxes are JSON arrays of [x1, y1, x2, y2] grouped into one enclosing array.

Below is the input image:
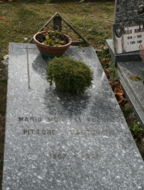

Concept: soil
[[36, 32, 68, 46]]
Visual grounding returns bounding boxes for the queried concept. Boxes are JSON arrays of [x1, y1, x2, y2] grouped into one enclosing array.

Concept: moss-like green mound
[[46, 56, 93, 94]]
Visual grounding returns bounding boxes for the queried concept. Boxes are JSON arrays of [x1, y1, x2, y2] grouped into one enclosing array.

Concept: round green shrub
[[46, 56, 93, 94]]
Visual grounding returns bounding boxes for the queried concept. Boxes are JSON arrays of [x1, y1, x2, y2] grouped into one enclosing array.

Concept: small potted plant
[[46, 56, 94, 94], [33, 26, 72, 58]]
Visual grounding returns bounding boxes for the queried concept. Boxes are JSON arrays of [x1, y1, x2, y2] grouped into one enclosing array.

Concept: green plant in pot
[[46, 56, 94, 94], [33, 26, 72, 59]]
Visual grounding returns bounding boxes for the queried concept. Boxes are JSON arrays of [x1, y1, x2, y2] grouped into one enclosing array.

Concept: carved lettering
[[23, 129, 27, 134], [30, 117, 34, 121], [82, 154, 99, 159], [38, 117, 42, 122], [75, 117, 81, 122], [50, 154, 67, 159], [23, 129, 56, 135], [58, 154, 62, 159], [31, 129, 35, 134], [87, 117, 90, 121], [91, 130, 95, 135], [86, 130, 90, 135], [70, 130, 115, 136], [70, 130, 75, 135], [19, 116, 116, 123], [25, 117, 29, 122], [52, 130, 56, 135], [47, 130, 51, 135], [81, 130, 86, 135], [92, 118, 96, 122], [19, 117, 23, 121], [47, 117, 53, 122], [76, 130, 81, 135], [96, 130, 100, 135], [42, 130, 46, 135]]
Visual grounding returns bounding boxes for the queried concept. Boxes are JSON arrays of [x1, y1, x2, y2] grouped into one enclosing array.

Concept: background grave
[[107, 0, 144, 129], [107, 0, 144, 62], [117, 61, 144, 128]]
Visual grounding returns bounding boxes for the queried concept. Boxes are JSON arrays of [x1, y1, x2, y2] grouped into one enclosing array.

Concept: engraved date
[[50, 154, 67, 159]]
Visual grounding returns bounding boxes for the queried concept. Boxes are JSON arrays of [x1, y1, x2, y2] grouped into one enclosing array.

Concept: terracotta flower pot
[[33, 31, 72, 58]]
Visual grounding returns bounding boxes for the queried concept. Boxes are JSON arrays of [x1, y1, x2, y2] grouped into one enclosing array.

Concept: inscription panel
[[2, 43, 144, 190], [113, 21, 144, 54]]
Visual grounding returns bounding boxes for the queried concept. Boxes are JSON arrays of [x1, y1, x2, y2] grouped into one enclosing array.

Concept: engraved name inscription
[[19, 116, 116, 123], [70, 130, 115, 136], [23, 129, 56, 135]]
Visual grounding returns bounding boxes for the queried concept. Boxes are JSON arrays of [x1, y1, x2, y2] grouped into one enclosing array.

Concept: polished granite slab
[[2, 43, 144, 190], [117, 61, 144, 128]]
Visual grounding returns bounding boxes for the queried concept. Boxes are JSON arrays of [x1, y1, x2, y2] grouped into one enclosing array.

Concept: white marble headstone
[[113, 0, 144, 54]]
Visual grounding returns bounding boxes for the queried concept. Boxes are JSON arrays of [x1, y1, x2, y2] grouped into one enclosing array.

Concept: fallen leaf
[[101, 60, 106, 63], [109, 81, 119, 88], [0, 1, 3, 3], [0, 16, 4, 20], [8, 0, 13, 2], [114, 93, 124, 97], [114, 86, 124, 95], [124, 103, 130, 109], [118, 98, 124, 104]]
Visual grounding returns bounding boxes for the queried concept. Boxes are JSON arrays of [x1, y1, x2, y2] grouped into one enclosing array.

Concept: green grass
[[0, 1, 114, 60]]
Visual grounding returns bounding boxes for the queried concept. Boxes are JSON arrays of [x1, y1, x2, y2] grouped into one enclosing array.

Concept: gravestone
[[107, 0, 144, 63], [107, 0, 144, 127], [2, 43, 144, 190], [114, 0, 144, 23], [117, 61, 144, 128]]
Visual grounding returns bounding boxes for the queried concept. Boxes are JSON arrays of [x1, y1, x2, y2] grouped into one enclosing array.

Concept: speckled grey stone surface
[[117, 61, 144, 128], [114, 0, 144, 23], [106, 39, 142, 64], [2, 43, 144, 190]]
